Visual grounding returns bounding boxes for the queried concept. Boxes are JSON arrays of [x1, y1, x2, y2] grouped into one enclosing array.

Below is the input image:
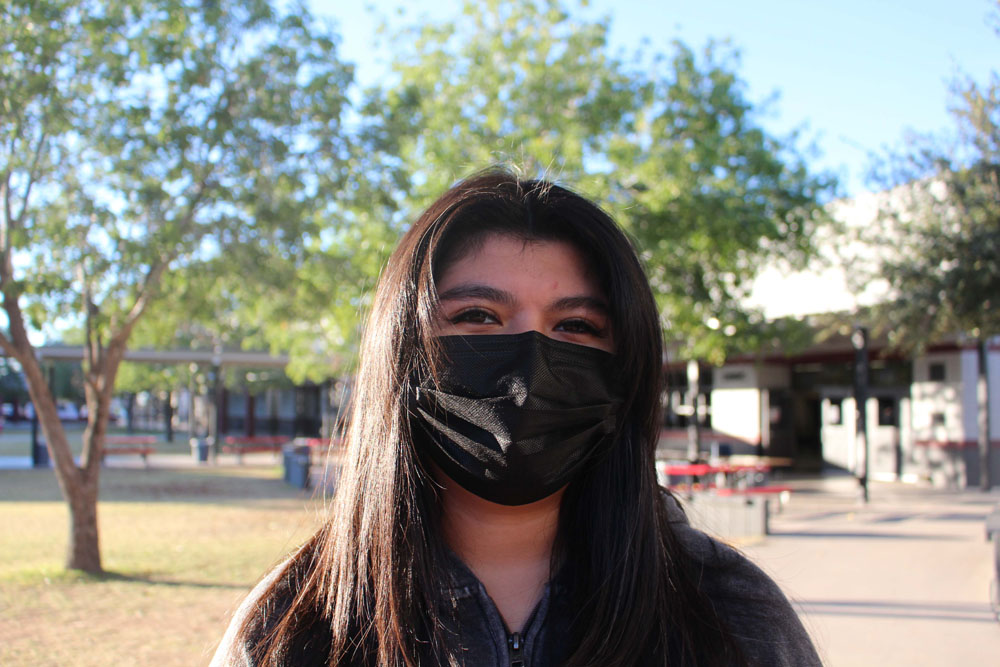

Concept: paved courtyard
[[739, 475, 1000, 666]]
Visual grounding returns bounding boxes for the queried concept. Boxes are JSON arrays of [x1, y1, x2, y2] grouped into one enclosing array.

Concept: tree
[[865, 67, 1000, 490], [0, 0, 354, 571], [369, 0, 835, 363]]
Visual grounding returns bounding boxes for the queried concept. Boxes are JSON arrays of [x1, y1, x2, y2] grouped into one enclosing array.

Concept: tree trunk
[[978, 338, 992, 491], [66, 474, 102, 572], [165, 390, 174, 442], [19, 352, 106, 573]]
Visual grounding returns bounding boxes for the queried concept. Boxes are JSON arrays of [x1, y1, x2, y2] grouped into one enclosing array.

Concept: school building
[[664, 189, 1000, 488]]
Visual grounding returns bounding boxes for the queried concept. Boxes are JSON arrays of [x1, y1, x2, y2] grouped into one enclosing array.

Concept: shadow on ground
[[797, 598, 997, 623], [66, 570, 251, 590]]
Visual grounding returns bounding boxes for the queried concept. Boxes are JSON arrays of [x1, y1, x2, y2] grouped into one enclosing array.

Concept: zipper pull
[[508, 631, 525, 667]]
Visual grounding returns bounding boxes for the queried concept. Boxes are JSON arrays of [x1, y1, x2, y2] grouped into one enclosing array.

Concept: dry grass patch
[[0, 466, 326, 666]]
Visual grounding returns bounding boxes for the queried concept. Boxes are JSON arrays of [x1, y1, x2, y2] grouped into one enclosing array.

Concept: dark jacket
[[212, 495, 821, 666]]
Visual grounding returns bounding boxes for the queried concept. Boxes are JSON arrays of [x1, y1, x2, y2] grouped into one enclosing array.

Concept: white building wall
[[899, 397, 913, 476], [822, 394, 912, 477], [960, 344, 1000, 487], [710, 363, 791, 448], [962, 345, 1000, 442], [711, 364, 761, 445], [908, 347, 1000, 487], [910, 352, 965, 444], [821, 395, 854, 471], [711, 389, 761, 445]]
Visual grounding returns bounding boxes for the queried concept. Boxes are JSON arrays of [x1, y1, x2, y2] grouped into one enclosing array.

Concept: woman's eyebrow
[[437, 283, 516, 306], [550, 295, 609, 314]]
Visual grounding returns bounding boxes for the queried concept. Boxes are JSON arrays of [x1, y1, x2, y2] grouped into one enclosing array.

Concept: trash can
[[33, 439, 50, 467], [190, 437, 209, 463], [283, 444, 311, 489]]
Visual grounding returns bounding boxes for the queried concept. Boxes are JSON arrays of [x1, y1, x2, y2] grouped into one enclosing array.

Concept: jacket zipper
[[508, 631, 525, 667]]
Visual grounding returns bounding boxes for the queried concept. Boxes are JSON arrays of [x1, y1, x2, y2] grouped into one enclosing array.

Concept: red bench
[[102, 435, 159, 466], [222, 435, 290, 462]]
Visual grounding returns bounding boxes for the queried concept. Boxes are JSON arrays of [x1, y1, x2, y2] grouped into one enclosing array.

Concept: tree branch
[[1, 167, 10, 225], [78, 262, 101, 375], [1, 129, 48, 289], [111, 171, 214, 349], [0, 327, 19, 360], [2, 283, 34, 355], [13, 130, 48, 228], [0, 168, 25, 358], [111, 253, 173, 350], [1, 101, 30, 223], [1, 169, 13, 279]]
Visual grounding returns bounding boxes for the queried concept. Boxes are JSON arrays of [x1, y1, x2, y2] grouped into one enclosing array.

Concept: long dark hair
[[236, 170, 745, 665]]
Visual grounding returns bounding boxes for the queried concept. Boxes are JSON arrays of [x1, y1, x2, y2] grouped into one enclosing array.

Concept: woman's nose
[[506, 313, 549, 338]]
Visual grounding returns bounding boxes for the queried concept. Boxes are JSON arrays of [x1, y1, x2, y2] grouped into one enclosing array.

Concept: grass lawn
[[0, 461, 326, 666]]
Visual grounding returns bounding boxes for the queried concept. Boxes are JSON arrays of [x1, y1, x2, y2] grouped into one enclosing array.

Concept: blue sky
[[309, 0, 998, 196]]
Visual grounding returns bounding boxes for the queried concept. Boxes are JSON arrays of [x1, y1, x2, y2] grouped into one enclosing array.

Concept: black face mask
[[409, 331, 623, 505]]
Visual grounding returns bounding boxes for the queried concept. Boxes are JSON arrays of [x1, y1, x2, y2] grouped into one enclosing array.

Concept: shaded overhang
[[27, 346, 290, 368]]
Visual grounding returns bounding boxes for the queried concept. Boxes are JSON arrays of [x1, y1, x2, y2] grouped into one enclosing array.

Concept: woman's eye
[[556, 318, 604, 336], [450, 308, 498, 325]]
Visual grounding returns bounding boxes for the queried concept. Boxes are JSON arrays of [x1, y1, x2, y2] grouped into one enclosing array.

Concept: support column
[[686, 360, 701, 463], [852, 325, 870, 503]]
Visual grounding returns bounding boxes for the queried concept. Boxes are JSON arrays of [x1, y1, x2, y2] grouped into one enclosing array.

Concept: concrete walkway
[[735, 474, 1000, 666]]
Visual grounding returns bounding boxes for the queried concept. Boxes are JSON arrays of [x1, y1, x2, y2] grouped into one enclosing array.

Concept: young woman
[[212, 171, 820, 666]]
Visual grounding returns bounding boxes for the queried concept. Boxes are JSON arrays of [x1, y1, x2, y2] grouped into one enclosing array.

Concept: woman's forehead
[[436, 235, 605, 300], [438, 234, 592, 280]]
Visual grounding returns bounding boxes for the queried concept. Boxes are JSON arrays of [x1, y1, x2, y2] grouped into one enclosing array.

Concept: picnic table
[[658, 461, 771, 487], [657, 458, 793, 510]]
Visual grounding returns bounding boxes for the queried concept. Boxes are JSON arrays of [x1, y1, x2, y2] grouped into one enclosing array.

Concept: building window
[[827, 398, 843, 425], [931, 412, 946, 427], [877, 397, 897, 427], [929, 362, 946, 382]]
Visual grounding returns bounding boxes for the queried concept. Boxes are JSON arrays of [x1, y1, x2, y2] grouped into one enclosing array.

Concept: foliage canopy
[[866, 74, 1000, 349], [0, 0, 357, 570], [2, 0, 838, 569], [369, 0, 835, 362]]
